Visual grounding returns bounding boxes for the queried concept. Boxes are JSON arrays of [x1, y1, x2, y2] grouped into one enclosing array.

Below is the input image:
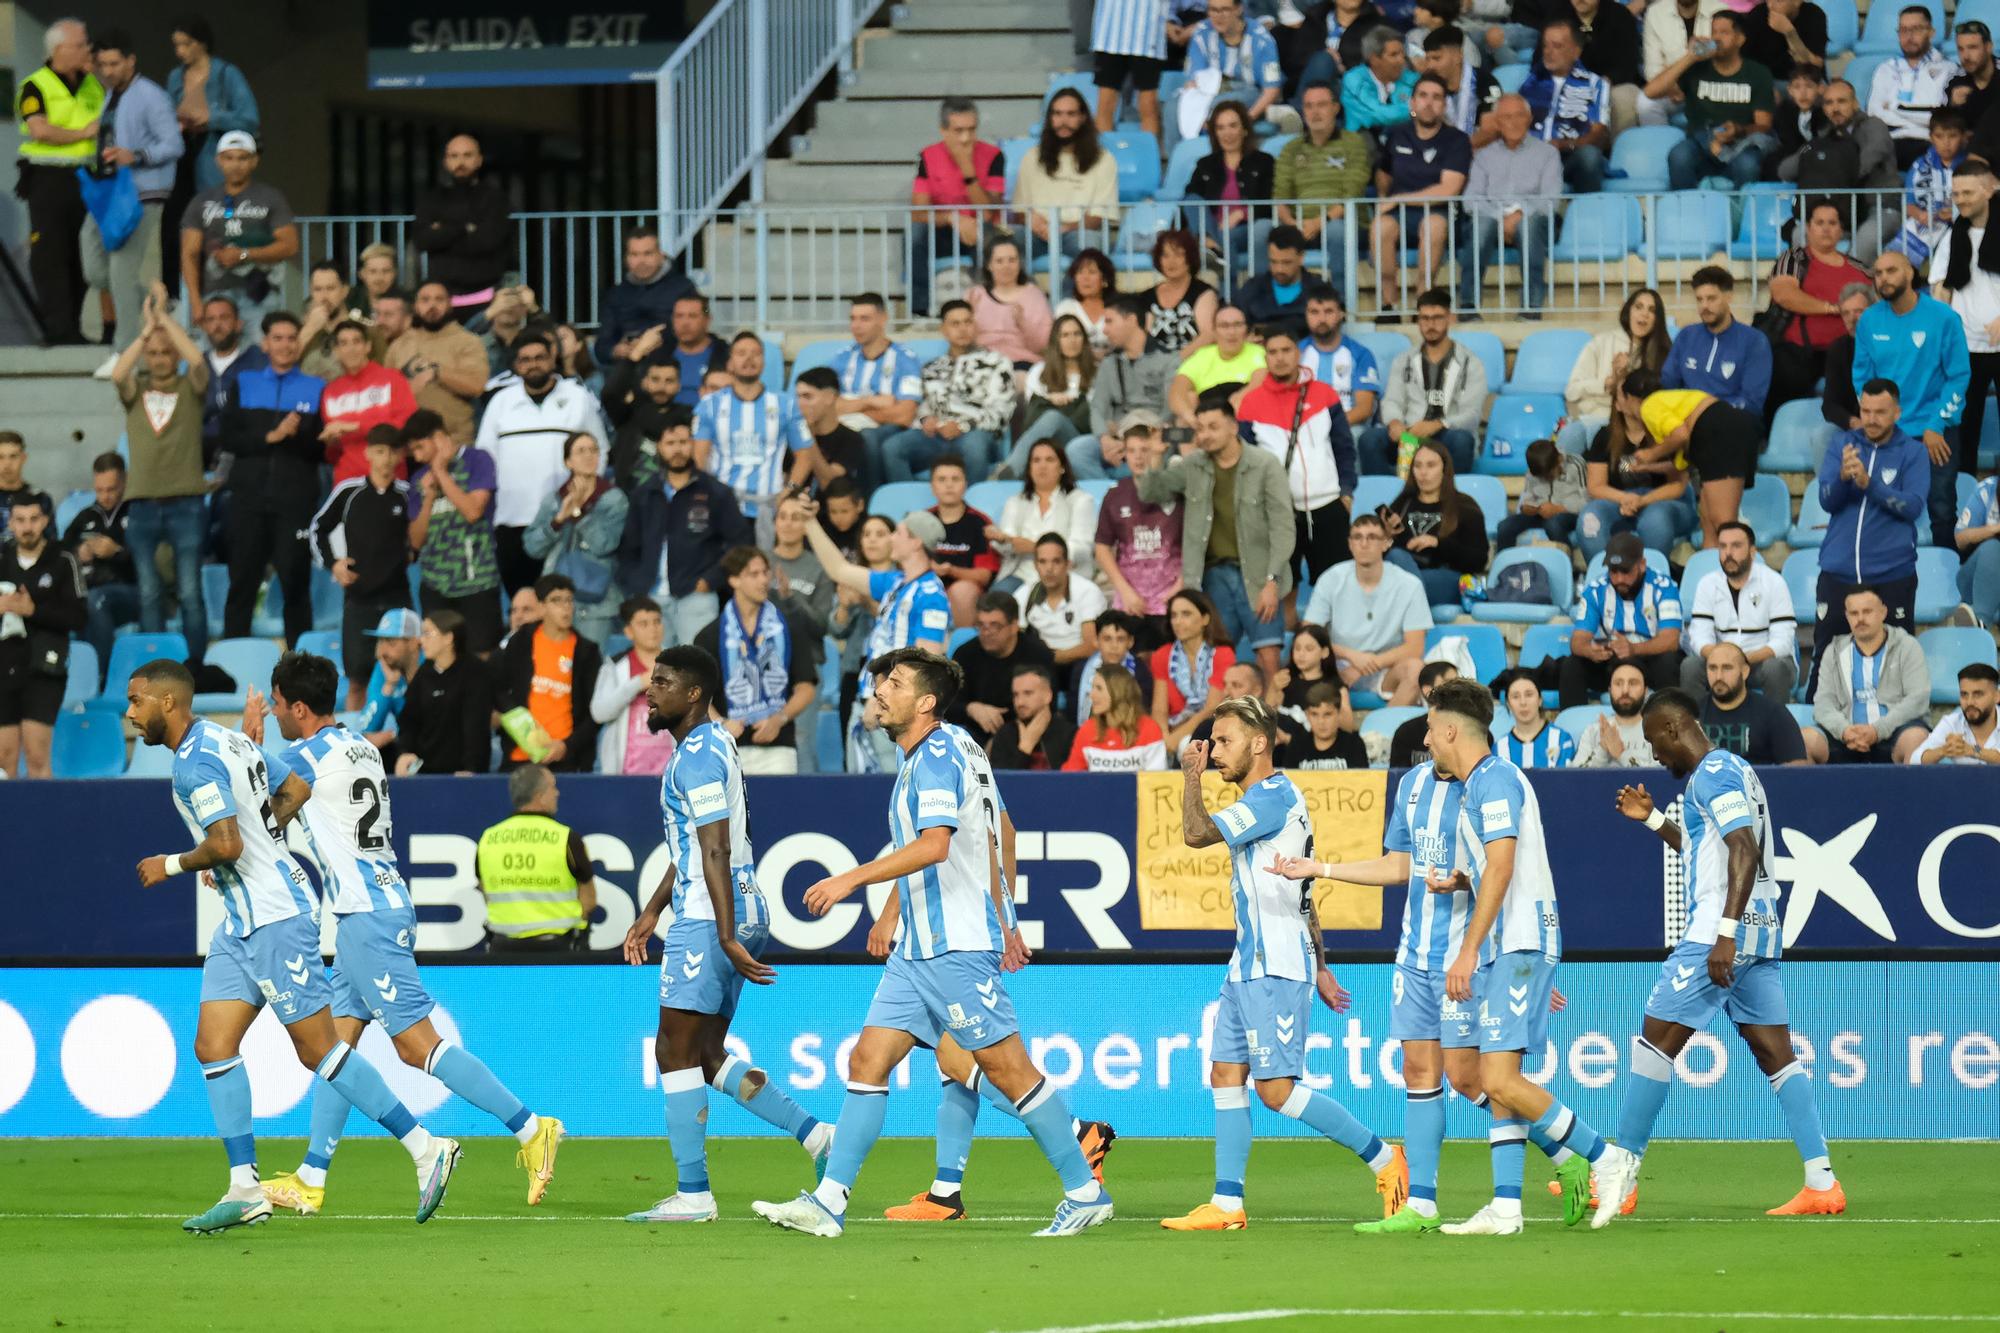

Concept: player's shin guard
[[1488, 1117, 1528, 1211], [427, 1042, 535, 1144], [1528, 1099, 1607, 1165], [299, 1077, 354, 1187], [1616, 1037, 1674, 1158], [1404, 1087, 1445, 1209], [316, 1042, 432, 1159], [711, 1054, 822, 1145], [814, 1082, 890, 1215], [202, 1056, 259, 1192], [662, 1067, 712, 1198], [933, 1075, 980, 1195], [1212, 1084, 1252, 1211], [1768, 1061, 1836, 1189], [1016, 1077, 1100, 1200], [1277, 1085, 1391, 1169]]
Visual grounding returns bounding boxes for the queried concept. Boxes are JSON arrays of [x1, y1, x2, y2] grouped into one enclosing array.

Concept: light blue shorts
[[199, 915, 332, 1025], [658, 915, 772, 1018], [1477, 949, 1559, 1054], [326, 907, 435, 1036], [1440, 961, 1483, 1050], [1210, 975, 1313, 1080], [863, 949, 1019, 1051], [1644, 938, 1789, 1030], [1389, 962, 1451, 1044]]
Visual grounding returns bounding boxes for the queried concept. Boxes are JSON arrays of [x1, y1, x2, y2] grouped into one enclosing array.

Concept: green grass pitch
[[5, 1139, 1995, 1332]]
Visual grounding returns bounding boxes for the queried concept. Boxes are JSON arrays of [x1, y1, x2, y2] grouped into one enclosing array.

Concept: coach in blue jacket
[[1809, 377, 1929, 696], [1663, 266, 1772, 421], [1851, 249, 1969, 552], [615, 408, 750, 648]]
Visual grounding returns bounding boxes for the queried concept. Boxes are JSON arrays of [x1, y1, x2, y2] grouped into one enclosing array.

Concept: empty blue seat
[[1651, 192, 1733, 260], [1959, 471, 1980, 515], [868, 481, 934, 521], [1506, 329, 1591, 396], [1078, 479, 1114, 503], [195, 637, 283, 713], [904, 337, 949, 365], [1518, 621, 1572, 670], [1763, 397, 1835, 473], [310, 565, 343, 631], [1453, 329, 1507, 395], [1472, 547, 1572, 624], [1604, 127, 1682, 194], [1479, 394, 1565, 475], [202, 562, 230, 638], [1426, 624, 1506, 684], [1103, 131, 1162, 202], [1737, 481, 1792, 549], [1857, 0, 1942, 53], [1554, 194, 1644, 259], [122, 740, 177, 778], [815, 709, 843, 773], [1790, 484, 1831, 548], [1493, 63, 1529, 93], [62, 642, 100, 709], [1161, 137, 1207, 202], [948, 626, 978, 655], [98, 632, 189, 708], [1001, 136, 1037, 197], [1353, 329, 1413, 377], [1918, 627, 2000, 704], [1115, 202, 1179, 270], [1957, 0, 2000, 41], [964, 480, 1014, 519], [1350, 475, 1403, 516], [1823, 2, 1857, 54], [1678, 547, 1723, 605], [1456, 474, 1509, 539], [1042, 71, 1096, 113], [787, 338, 847, 387], [51, 710, 126, 778], [296, 628, 342, 660], [1915, 547, 1963, 622], [1728, 189, 1793, 262], [53, 488, 91, 534], [1784, 550, 1819, 626], [1361, 704, 1423, 736], [1842, 53, 1889, 102]]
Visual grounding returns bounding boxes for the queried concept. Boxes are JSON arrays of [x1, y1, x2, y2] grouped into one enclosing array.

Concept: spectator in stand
[[1495, 666, 1575, 766], [692, 331, 809, 521], [0, 500, 86, 778], [601, 325, 678, 492], [1568, 0, 1643, 130], [989, 662, 1077, 771], [63, 452, 135, 682], [1299, 286, 1381, 434], [355, 242, 399, 316], [996, 315, 1098, 480], [309, 425, 411, 709], [1167, 305, 1267, 423], [1644, 10, 1777, 190], [84, 28, 179, 370], [883, 302, 1016, 484], [593, 228, 695, 365], [354, 608, 421, 754], [789, 366, 868, 496], [923, 453, 1002, 626], [1632, 378, 1761, 552], [949, 590, 1056, 743], [405, 409, 503, 656], [1868, 6, 1959, 172], [1237, 325, 1358, 583], [1016, 534, 1106, 682], [1143, 234, 1225, 367], [1269, 622, 1354, 736], [296, 262, 382, 380], [521, 433, 628, 646], [1405, 0, 1481, 70], [1095, 414, 1184, 640], [662, 294, 728, 409], [1183, 0, 1291, 130], [1236, 228, 1325, 338], [0, 435, 45, 546], [1302, 511, 1430, 705], [1360, 288, 1485, 474], [554, 324, 600, 397], [1055, 250, 1115, 360], [1854, 249, 1968, 549], [320, 319, 416, 484], [1953, 21, 1998, 128], [1778, 79, 1900, 264], [475, 283, 548, 379], [110, 289, 210, 664], [390, 610, 492, 774], [1763, 202, 1872, 426], [910, 97, 1006, 317], [1810, 379, 1928, 693], [1074, 297, 1179, 480], [476, 331, 609, 592], [220, 310, 321, 645], [1520, 20, 1612, 194], [988, 440, 1097, 594], [1370, 75, 1472, 318], [1680, 519, 1797, 701], [1297, 0, 1394, 88], [967, 236, 1054, 372], [1496, 438, 1586, 547], [166, 18, 257, 197], [1275, 85, 1375, 299], [1910, 662, 2000, 763], [1149, 587, 1237, 752], [1956, 469, 2000, 626], [1389, 658, 1459, 766], [504, 585, 542, 650], [1381, 438, 1487, 606], [196, 293, 259, 455], [616, 410, 749, 647], [1737, 0, 1825, 84], [1934, 161, 2000, 476], [1066, 661, 1169, 770], [767, 495, 834, 755], [179, 133, 297, 337], [385, 280, 490, 447], [414, 134, 509, 311], [1638, 0, 1721, 126], [692, 546, 818, 774], [1189, 101, 1277, 277], [827, 293, 923, 475], [1561, 532, 1683, 707], [1456, 92, 1562, 316], [1014, 89, 1119, 265], [1808, 584, 1932, 764], [1571, 661, 1657, 767], [1822, 281, 1875, 432], [1771, 64, 1829, 171], [14, 19, 101, 348], [1075, 609, 1152, 721], [590, 596, 676, 776], [1424, 26, 1502, 148], [1893, 108, 1969, 268], [495, 574, 602, 772], [818, 477, 870, 562], [1699, 641, 1809, 764], [1663, 266, 1772, 419], [1092, 0, 1169, 136], [1342, 26, 1418, 132], [1277, 679, 1370, 768]]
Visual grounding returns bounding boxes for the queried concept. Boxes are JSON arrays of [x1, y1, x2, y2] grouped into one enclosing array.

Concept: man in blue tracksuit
[[220, 311, 324, 645], [1809, 377, 1929, 697], [614, 409, 750, 648], [1852, 249, 1969, 552], [1663, 266, 1772, 421]]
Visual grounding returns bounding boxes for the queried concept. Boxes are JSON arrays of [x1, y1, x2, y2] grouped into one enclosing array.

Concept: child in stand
[[1495, 437, 1587, 549], [1896, 107, 1970, 268]]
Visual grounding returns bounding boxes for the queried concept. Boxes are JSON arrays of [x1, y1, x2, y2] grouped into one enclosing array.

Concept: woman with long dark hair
[[1576, 366, 1696, 561], [987, 438, 1098, 591], [1054, 248, 1117, 358], [1383, 439, 1489, 606], [968, 235, 1054, 370], [1149, 587, 1235, 753], [1188, 100, 1276, 276], [995, 314, 1100, 479], [1562, 287, 1672, 454]]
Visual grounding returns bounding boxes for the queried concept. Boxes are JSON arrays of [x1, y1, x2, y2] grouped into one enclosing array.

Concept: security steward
[[475, 763, 598, 951], [15, 18, 103, 345]]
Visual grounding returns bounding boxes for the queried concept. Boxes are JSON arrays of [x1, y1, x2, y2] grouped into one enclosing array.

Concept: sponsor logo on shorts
[[1244, 1028, 1270, 1059]]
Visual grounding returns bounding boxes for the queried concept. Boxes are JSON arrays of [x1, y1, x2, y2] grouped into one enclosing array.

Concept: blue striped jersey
[[834, 342, 925, 403], [1680, 750, 1781, 958], [1383, 763, 1474, 972], [889, 723, 1007, 960], [859, 566, 951, 696], [659, 720, 764, 927], [1299, 335, 1381, 406], [1521, 65, 1609, 142], [1214, 773, 1316, 982], [1184, 20, 1283, 89], [1849, 642, 1887, 725], [940, 721, 1017, 929], [170, 719, 316, 937], [1575, 568, 1682, 642], [1092, 0, 1169, 59], [1460, 754, 1560, 963], [1499, 722, 1575, 769], [281, 723, 406, 916], [692, 385, 811, 516]]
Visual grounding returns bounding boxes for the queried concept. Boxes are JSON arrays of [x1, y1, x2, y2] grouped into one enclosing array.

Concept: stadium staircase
[[0, 346, 130, 496]]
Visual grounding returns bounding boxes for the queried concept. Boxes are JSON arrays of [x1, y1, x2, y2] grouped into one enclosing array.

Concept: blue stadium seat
[[787, 338, 848, 387], [1115, 202, 1179, 270], [1493, 63, 1529, 94], [62, 642, 100, 709], [1517, 621, 1572, 669], [1161, 137, 1207, 202], [1042, 71, 1097, 113], [1678, 547, 1722, 604], [97, 632, 189, 709], [1960, 471, 1980, 515], [51, 710, 126, 778], [1260, 134, 1295, 161], [965, 480, 1015, 518], [1737, 481, 1791, 549], [904, 337, 949, 365], [815, 709, 843, 772], [1361, 704, 1422, 736], [1763, 397, 1835, 473], [1426, 624, 1505, 684], [1858, 0, 1942, 53], [1785, 701, 1818, 733], [310, 565, 342, 631], [1554, 704, 1610, 738], [948, 626, 978, 655], [195, 638, 282, 713], [251, 573, 286, 639], [1553, 194, 1643, 260], [296, 628, 342, 661], [1472, 547, 1571, 624], [1456, 474, 1509, 539], [1784, 550, 1819, 625], [1001, 136, 1037, 197], [1651, 192, 1733, 260], [1728, 188, 1793, 263], [1479, 394, 1565, 475], [1353, 329, 1413, 376], [122, 739, 177, 778], [759, 334, 787, 394], [1453, 329, 1507, 395], [1604, 127, 1681, 194], [1842, 54, 1889, 103], [1915, 547, 1963, 622], [1104, 132, 1162, 202], [868, 481, 934, 521], [1350, 475, 1403, 516], [1918, 627, 2000, 704], [53, 488, 91, 534], [1790, 483, 1831, 548], [1505, 329, 1591, 396], [1823, 2, 1857, 54], [1078, 479, 1114, 503], [1958, 0, 2000, 39], [202, 562, 230, 638], [1584, 547, 1670, 584]]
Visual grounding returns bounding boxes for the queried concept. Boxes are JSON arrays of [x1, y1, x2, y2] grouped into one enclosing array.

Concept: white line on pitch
[[998, 1310, 2000, 1333]]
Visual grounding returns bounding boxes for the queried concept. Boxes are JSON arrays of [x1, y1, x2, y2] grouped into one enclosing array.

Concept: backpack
[[1487, 558, 1554, 606]]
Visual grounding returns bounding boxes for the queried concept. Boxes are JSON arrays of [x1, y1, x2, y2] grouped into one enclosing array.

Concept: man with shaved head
[[414, 132, 510, 308]]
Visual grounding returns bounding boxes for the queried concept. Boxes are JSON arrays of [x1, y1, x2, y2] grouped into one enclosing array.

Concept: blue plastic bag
[[77, 166, 142, 252]]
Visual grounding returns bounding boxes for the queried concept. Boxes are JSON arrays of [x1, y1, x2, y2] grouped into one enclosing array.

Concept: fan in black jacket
[[0, 502, 88, 773], [413, 136, 512, 299]]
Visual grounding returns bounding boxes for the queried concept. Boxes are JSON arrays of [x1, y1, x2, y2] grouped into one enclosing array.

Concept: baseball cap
[[1603, 532, 1646, 572], [364, 608, 423, 639], [1117, 408, 1164, 436], [901, 510, 946, 552], [216, 130, 257, 156]]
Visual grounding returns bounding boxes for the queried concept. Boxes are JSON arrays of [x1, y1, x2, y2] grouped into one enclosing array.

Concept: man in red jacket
[[1235, 326, 1359, 598], [322, 320, 417, 483]]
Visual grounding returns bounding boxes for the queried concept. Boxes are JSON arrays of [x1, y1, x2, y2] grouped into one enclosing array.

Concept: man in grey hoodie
[[1806, 584, 1932, 764], [1357, 288, 1488, 474], [1068, 295, 1179, 481]]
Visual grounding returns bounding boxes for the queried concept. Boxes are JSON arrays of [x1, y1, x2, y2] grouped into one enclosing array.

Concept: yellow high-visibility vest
[[476, 813, 584, 939], [16, 65, 104, 166]]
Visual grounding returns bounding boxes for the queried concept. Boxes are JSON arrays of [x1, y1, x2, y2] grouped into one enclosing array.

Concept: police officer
[[474, 764, 598, 951], [14, 18, 103, 344]]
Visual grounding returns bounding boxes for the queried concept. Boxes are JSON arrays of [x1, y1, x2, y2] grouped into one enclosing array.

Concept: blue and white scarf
[[1168, 640, 1214, 727], [721, 596, 791, 726]]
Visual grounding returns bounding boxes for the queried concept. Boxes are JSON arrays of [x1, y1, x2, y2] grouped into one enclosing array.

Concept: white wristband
[[1717, 918, 1741, 938], [1643, 808, 1666, 831], [163, 854, 185, 877]]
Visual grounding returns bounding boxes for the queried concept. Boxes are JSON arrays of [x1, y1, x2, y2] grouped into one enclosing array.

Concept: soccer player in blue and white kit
[[619, 645, 834, 1221], [694, 332, 812, 519], [753, 648, 1113, 1237], [1602, 688, 1844, 1219], [125, 659, 459, 1234], [1162, 696, 1409, 1232], [233, 653, 563, 1216]]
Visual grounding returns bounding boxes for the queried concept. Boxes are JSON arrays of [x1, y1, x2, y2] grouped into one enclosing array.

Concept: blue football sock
[[302, 1077, 353, 1176], [1489, 1116, 1528, 1204], [1404, 1086, 1445, 1205], [1212, 1084, 1252, 1209], [661, 1066, 710, 1196], [970, 1070, 1023, 1119], [1016, 1077, 1099, 1200], [1276, 1085, 1391, 1169], [1617, 1037, 1674, 1157], [813, 1081, 889, 1214], [316, 1041, 430, 1158], [201, 1056, 256, 1185], [933, 1075, 980, 1191], [1529, 1098, 1607, 1164], [711, 1055, 821, 1143], [427, 1042, 532, 1138], [1769, 1061, 1835, 1188]]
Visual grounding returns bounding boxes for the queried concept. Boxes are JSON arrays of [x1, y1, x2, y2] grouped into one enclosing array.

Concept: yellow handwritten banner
[[1135, 769, 1389, 933]]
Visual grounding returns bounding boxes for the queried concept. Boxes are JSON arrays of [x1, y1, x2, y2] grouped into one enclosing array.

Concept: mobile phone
[[1164, 426, 1194, 444]]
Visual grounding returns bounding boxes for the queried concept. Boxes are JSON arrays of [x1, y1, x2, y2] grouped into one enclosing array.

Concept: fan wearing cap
[[310, 424, 413, 710], [357, 607, 425, 754], [1560, 531, 1684, 709], [178, 129, 298, 335]]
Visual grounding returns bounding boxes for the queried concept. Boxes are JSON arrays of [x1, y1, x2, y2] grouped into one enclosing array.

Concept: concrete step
[[0, 373, 129, 494], [846, 68, 1062, 99], [701, 223, 904, 300], [861, 32, 1074, 71], [765, 160, 919, 203], [796, 134, 930, 165], [810, 95, 1043, 147], [892, 2, 1069, 32]]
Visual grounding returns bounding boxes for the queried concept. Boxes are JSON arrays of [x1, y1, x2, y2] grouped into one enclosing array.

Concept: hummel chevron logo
[[975, 978, 999, 1010], [373, 973, 397, 1003], [1275, 1015, 1296, 1045], [683, 949, 704, 979], [285, 954, 309, 985], [1508, 983, 1529, 1017], [1670, 963, 1698, 993]]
